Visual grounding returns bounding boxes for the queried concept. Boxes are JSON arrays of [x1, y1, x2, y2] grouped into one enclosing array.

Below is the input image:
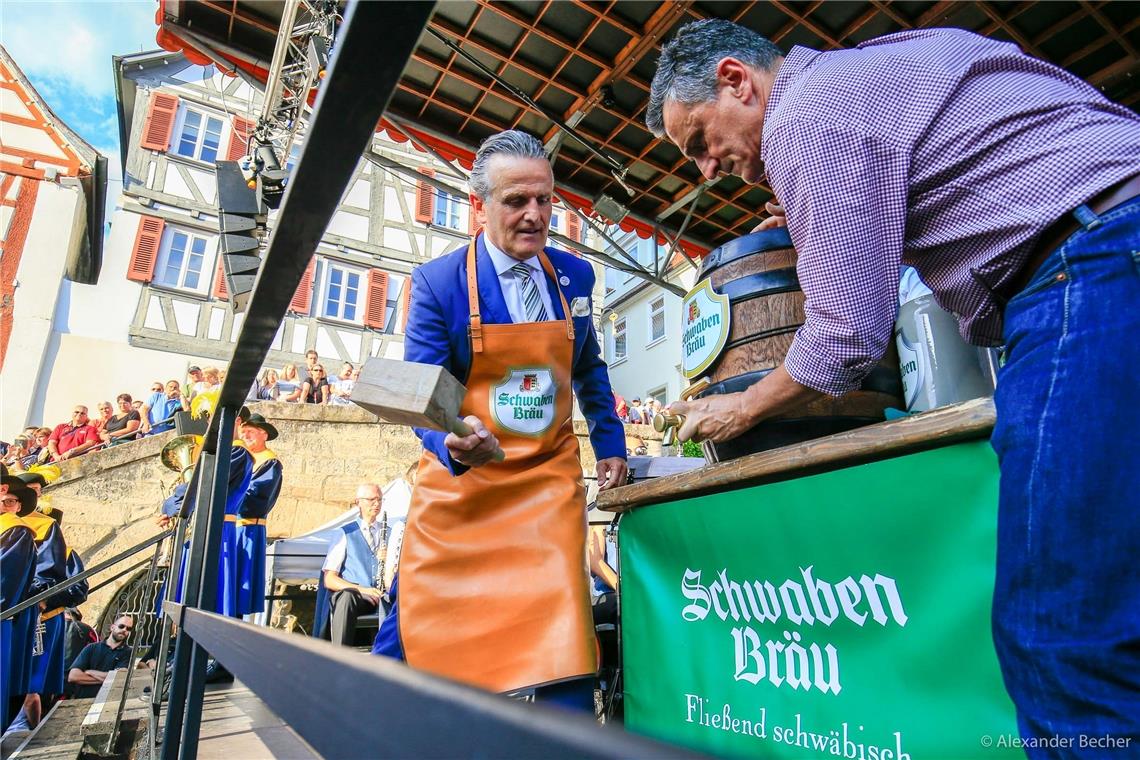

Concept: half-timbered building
[[0, 45, 108, 435], [24, 49, 586, 428]]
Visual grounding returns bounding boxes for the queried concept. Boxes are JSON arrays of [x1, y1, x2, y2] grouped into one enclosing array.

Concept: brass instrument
[[161, 434, 204, 483]]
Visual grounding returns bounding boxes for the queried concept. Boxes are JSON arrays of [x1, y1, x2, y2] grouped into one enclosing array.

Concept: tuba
[[161, 434, 204, 483]]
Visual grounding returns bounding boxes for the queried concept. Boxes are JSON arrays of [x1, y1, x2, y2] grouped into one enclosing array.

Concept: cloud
[[1, 1, 158, 101], [2, 1, 157, 177]]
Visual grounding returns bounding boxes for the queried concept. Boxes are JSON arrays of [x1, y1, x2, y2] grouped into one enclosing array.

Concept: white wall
[[63, 207, 150, 341], [2, 181, 86, 436], [601, 265, 698, 406]]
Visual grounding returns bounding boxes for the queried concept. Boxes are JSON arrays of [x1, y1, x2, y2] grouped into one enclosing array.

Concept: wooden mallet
[[350, 358, 506, 462]]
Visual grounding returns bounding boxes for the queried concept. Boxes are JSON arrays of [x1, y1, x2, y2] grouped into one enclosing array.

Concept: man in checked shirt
[[648, 18, 1140, 754]]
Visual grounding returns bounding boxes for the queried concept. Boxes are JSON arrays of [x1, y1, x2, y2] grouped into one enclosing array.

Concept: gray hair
[[646, 19, 782, 137], [469, 130, 548, 200]]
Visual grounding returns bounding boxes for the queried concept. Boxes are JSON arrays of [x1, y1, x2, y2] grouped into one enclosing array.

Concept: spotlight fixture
[[593, 193, 630, 225]]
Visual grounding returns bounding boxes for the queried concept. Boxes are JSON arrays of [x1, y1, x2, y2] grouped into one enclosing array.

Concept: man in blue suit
[[374, 130, 627, 711]]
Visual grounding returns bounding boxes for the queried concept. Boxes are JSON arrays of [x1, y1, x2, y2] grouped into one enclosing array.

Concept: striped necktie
[[511, 262, 549, 322]]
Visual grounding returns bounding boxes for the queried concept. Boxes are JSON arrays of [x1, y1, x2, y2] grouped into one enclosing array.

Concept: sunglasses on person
[[115, 623, 133, 631]]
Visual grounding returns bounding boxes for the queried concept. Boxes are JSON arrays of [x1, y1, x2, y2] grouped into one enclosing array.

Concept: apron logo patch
[[492, 367, 557, 436]]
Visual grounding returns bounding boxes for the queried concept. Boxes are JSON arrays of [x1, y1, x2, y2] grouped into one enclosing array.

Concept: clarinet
[[375, 513, 389, 596]]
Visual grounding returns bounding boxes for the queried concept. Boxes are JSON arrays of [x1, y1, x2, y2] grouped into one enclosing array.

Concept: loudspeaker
[[215, 161, 264, 313]]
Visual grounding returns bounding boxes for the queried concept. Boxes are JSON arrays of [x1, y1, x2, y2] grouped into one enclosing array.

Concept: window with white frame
[[433, 188, 462, 229], [155, 228, 213, 293], [320, 261, 364, 323], [613, 317, 627, 362], [649, 295, 666, 342], [550, 212, 561, 232], [173, 106, 225, 164]]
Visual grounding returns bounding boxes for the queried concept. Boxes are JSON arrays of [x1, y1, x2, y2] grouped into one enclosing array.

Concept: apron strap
[[538, 252, 575, 342], [465, 237, 576, 348], [465, 238, 483, 353]]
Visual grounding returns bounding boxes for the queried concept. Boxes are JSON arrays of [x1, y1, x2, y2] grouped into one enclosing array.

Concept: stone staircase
[[2, 668, 314, 760], [2, 668, 149, 760]]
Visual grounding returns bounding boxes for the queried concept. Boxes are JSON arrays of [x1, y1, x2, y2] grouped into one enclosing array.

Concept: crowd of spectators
[[612, 394, 662, 426], [0, 351, 362, 472], [249, 350, 360, 406]]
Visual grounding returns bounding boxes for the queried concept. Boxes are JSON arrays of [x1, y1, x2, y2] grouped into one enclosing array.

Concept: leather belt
[[1008, 173, 1140, 297], [223, 515, 266, 526]]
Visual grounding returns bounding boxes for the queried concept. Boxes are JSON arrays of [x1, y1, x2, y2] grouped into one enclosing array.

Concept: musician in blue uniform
[[1, 478, 36, 731], [159, 442, 253, 616], [15, 478, 89, 728], [233, 413, 283, 616], [1, 478, 66, 730]]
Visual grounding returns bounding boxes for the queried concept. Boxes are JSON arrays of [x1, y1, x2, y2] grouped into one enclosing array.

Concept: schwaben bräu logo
[[491, 367, 557, 436], [681, 566, 909, 695], [681, 279, 730, 379]]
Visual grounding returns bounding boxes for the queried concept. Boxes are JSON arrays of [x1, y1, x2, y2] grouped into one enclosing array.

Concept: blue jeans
[[991, 196, 1140, 758]]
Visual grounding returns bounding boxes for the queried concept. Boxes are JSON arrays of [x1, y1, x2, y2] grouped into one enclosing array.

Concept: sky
[[1, 0, 167, 201]]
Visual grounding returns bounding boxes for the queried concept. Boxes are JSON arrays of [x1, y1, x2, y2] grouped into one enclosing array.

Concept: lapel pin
[[559, 275, 571, 287]]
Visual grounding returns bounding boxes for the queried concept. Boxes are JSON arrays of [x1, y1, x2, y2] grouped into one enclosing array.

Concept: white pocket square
[[571, 297, 591, 317]]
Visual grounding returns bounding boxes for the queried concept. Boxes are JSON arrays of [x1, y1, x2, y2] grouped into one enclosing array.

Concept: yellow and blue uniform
[[234, 448, 282, 616], [162, 443, 253, 616], [1, 513, 35, 730], [19, 511, 68, 698]]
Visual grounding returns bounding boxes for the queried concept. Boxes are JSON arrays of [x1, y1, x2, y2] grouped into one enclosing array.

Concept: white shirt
[[329, 378, 354, 405], [484, 236, 555, 324]]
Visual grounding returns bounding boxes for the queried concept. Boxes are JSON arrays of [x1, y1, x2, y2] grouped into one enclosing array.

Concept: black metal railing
[[165, 602, 697, 759], [0, 528, 172, 622]]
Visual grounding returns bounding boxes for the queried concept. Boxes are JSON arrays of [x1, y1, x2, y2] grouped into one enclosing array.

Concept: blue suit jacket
[[405, 235, 626, 475]]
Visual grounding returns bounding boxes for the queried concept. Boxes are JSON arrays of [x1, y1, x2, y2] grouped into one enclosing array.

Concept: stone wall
[[41, 401, 662, 622]]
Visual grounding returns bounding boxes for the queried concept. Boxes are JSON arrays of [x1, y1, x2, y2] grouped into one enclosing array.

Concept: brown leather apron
[[398, 239, 596, 693]]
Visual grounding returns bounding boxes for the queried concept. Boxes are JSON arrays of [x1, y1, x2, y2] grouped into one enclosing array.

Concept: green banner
[[620, 440, 1021, 758]]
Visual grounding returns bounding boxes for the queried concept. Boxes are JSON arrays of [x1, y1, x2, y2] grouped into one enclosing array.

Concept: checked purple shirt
[[762, 28, 1140, 396]]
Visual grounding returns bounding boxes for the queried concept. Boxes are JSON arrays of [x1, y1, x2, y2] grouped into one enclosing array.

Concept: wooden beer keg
[[694, 228, 903, 461]]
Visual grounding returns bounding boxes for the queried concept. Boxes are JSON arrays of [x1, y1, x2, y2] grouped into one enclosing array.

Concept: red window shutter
[[227, 116, 255, 161], [414, 168, 435, 224], [140, 93, 179, 152], [363, 269, 390, 329], [126, 215, 164, 282], [213, 257, 228, 299], [399, 278, 413, 332], [289, 259, 316, 314], [567, 212, 582, 244]]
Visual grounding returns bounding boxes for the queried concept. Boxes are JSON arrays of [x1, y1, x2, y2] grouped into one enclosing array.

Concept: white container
[[895, 294, 994, 413]]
